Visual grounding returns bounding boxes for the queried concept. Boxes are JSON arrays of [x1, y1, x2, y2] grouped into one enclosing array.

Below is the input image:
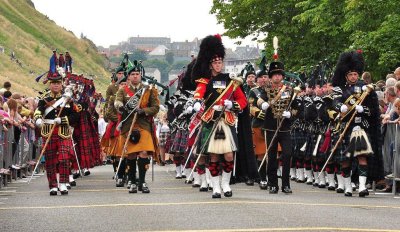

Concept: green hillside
[[0, 0, 110, 97]]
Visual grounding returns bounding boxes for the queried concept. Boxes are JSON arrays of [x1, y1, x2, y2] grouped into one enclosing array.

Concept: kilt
[[158, 131, 169, 147], [165, 131, 175, 153], [291, 128, 307, 158], [73, 112, 101, 169], [252, 127, 266, 156], [197, 118, 238, 155], [304, 133, 315, 159], [114, 126, 156, 156], [43, 133, 73, 188], [170, 129, 189, 153]]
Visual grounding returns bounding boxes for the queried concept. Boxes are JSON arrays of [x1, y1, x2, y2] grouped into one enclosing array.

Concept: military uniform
[[34, 77, 79, 195], [191, 34, 247, 198], [257, 61, 294, 194], [331, 51, 381, 197], [248, 86, 267, 187], [114, 64, 160, 194]]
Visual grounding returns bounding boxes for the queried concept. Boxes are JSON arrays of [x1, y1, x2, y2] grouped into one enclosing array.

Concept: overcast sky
[[32, 0, 261, 50]]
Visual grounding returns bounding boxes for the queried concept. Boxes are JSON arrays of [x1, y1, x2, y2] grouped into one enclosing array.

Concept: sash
[[44, 97, 66, 117]]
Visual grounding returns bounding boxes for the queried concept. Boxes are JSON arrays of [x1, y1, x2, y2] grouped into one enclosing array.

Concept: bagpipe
[[120, 53, 170, 99], [296, 59, 334, 87]]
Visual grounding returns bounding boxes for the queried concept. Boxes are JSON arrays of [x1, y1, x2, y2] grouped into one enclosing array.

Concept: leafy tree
[[211, 0, 400, 80], [165, 52, 174, 65], [129, 50, 147, 62], [144, 59, 169, 82]]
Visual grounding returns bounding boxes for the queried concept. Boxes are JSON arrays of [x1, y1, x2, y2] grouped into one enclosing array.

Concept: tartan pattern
[[73, 111, 101, 169], [170, 129, 189, 153], [303, 133, 315, 159], [158, 131, 169, 147], [291, 129, 307, 158], [222, 160, 234, 173], [164, 132, 174, 153], [43, 134, 73, 188]]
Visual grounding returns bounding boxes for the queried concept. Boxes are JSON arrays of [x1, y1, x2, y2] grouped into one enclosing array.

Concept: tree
[[144, 59, 169, 83], [165, 52, 174, 65], [211, 0, 400, 80], [129, 49, 147, 62]]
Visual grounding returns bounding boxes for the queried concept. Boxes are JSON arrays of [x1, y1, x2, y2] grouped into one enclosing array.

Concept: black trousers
[[266, 131, 292, 188]]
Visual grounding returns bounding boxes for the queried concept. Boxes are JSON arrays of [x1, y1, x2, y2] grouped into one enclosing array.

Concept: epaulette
[[195, 78, 210, 85], [38, 90, 51, 100]]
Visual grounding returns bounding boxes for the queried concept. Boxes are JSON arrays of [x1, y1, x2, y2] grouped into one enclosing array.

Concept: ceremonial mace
[[318, 84, 374, 177]]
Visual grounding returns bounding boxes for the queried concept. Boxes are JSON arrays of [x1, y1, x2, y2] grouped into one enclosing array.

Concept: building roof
[[148, 45, 169, 56]]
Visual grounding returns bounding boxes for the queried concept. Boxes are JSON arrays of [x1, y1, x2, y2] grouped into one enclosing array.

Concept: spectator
[[395, 81, 400, 98], [394, 67, 400, 80], [0, 81, 11, 94], [375, 80, 386, 91], [386, 78, 397, 88], [386, 73, 396, 80], [362, 72, 372, 84]]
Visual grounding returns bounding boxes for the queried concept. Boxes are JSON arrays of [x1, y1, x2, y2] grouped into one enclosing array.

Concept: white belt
[[43, 119, 56, 124], [212, 105, 231, 112]]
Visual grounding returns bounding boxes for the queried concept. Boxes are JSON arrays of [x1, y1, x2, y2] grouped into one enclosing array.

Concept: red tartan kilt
[[43, 134, 74, 161]]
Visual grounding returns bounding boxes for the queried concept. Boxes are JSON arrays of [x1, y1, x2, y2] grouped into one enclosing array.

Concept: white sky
[[32, 0, 261, 50]]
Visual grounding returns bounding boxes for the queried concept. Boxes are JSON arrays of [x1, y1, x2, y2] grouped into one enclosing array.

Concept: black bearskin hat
[[268, 61, 285, 77], [192, 34, 225, 82], [332, 50, 364, 87]]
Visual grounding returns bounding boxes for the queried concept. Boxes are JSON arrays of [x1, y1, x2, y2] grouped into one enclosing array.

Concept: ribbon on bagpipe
[[64, 73, 97, 106]]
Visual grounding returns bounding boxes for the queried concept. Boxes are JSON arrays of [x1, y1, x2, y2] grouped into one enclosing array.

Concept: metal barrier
[[0, 122, 38, 188], [393, 125, 400, 195]]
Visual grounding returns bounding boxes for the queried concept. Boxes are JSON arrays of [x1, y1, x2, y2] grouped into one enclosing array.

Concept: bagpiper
[[191, 34, 247, 198], [330, 50, 382, 197], [101, 66, 126, 187], [114, 61, 160, 194]]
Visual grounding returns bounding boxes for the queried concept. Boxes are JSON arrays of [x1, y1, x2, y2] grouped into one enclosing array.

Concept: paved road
[[1, 164, 400, 232]]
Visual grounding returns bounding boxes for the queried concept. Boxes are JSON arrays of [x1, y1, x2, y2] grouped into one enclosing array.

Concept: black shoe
[[344, 192, 352, 197], [116, 179, 124, 187], [139, 183, 150, 193], [282, 186, 293, 194], [199, 187, 208, 192], [318, 184, 326, 189], [259, 181, 268, 190], [70, 181, 76, 187], [224, 191, 233, 197], [359, 189, 369, 197], [66, 184, 71, 190], [336, 188, 344, 193], [328, 186, 335, 191], [84, 170, 91, 176], [212, 192, 221, 198], [49, 189, 57, 196], [181, 174, 186, 178], [245, 179, 255, 186], [306, 181, 313, 185], [269, 186, 278, 194], [185, 180, 193, 184], [73, 172, 81, 179], [129, 184, 138, 193], [208, 186, 213, 191], [192, 183, 201, 188]]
